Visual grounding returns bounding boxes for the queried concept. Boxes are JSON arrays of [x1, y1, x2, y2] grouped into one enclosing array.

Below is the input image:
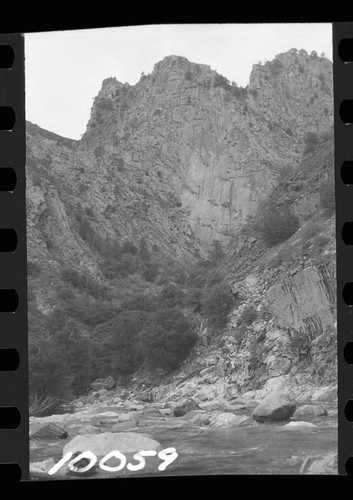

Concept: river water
[[30, 402, 337, 478]]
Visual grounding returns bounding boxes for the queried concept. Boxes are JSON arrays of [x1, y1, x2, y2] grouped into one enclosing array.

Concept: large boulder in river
[[63, 432, 162, 459], [30, 422, 68, 440], [252, 391, 296, 423], [173, 398, 201, 417]]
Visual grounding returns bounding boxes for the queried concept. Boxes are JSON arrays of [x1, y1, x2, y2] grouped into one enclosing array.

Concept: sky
[[25, 23, 333, 140]]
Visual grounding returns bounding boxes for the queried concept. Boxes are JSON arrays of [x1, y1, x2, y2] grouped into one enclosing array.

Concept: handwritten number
[[157, 447, 178, 471], [68, 451, 97, 473], [99, 450, 127, 472], [48, 451, 73, 476]]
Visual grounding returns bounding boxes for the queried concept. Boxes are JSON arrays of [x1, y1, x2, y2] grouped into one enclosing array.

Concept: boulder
[[173, 398, 201, 417], [252, 391, 296, 423], [284, 421, 317, 429], [90, 379, 104, 391], [118, 412, 141, 423], [103, 376, 116, 390], [182, 410, 206, 421], [111, 421, 138, 432], [200, 366, 216, 377], [63, 432, 162, 459], [124, 401, 145, 411], [210, 412, 249, 428], [159, 408, 173, 417], [189, 413, 211, 426], [78, 425, 101, 435], [98, 411, 120, 418], [30, 422, 68, 440], [142, 408, 162, 417], [199, 401, 229, 412], [293, 404, 328, 419], [300, 453, 338, 475]]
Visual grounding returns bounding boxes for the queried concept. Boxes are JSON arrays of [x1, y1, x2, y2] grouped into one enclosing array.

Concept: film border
[[0, 33, 28, 481], [0, 23, 351, 482]]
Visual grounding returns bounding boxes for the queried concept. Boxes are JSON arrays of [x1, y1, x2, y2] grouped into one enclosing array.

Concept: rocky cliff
[[26, 48, 336, 402]]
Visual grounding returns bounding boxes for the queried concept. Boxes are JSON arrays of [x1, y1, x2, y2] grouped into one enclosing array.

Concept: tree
[[209, 240, 224, 265], [256, 200, 300, 247], [111, 310, 148, 375], [201, 283, 233, 329], [139, 237, 150, 260], [158, 284, 184, 308], [137, 308, 197, 371], [304, 132, 319, 154]]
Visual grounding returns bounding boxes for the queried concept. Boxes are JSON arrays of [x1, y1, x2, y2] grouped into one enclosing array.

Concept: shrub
[[27, 261, 42, 278], [202, 283, 233, 329], [304, 132, 319, 153], [300, 221, 323, 240], [111, 310, 148, 375], [103, 256, 130, 279], [93, 145, 104, 158], [232, 86, 247, 99], [185, 287, 203, 312], [61, 268, 108, 299], [185, 69, 193, 81], [319, 179, 335, 216], [213, 74, 232, 91], [269, 59, 284, 76], [142, 261, 159, 282], [122, 240, 138, 255], [237, 306, 257, 327], [158, 284, 184, 308], [137, 308, 197, 371], [208, 240, 225, 264], [313, 235, 330, 251], [256, 201, 300, 247], [267, 254, 283, 270]]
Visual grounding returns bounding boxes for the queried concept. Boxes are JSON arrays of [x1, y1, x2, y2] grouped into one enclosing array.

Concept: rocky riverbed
[[30, 381, 338, 479]]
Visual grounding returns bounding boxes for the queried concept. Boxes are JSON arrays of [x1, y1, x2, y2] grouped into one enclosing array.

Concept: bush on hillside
[[201, 283, 233, 329], [256, 200, 300, 247], [158, 284, 184, 308], [137, 308, 197, 371], [304, 132, 319, 153], [319, 178, 335, 217], [237, 306, 258, 327], [111, 310, 148, 375]]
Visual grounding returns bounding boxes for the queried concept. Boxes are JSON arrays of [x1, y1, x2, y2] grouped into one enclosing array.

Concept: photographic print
[[25, 24, 337, 478]]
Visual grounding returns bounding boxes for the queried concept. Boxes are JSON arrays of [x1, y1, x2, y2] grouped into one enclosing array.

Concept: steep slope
[[146, 135, 336, 405], [27, 49, 333, 273], [26, 49, 336, 403]]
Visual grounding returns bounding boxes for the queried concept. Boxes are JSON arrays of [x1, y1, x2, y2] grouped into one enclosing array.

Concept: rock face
[[63, 432, 162, 459], [252, 392, 296, 422], [26, 50, 333, 274]]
